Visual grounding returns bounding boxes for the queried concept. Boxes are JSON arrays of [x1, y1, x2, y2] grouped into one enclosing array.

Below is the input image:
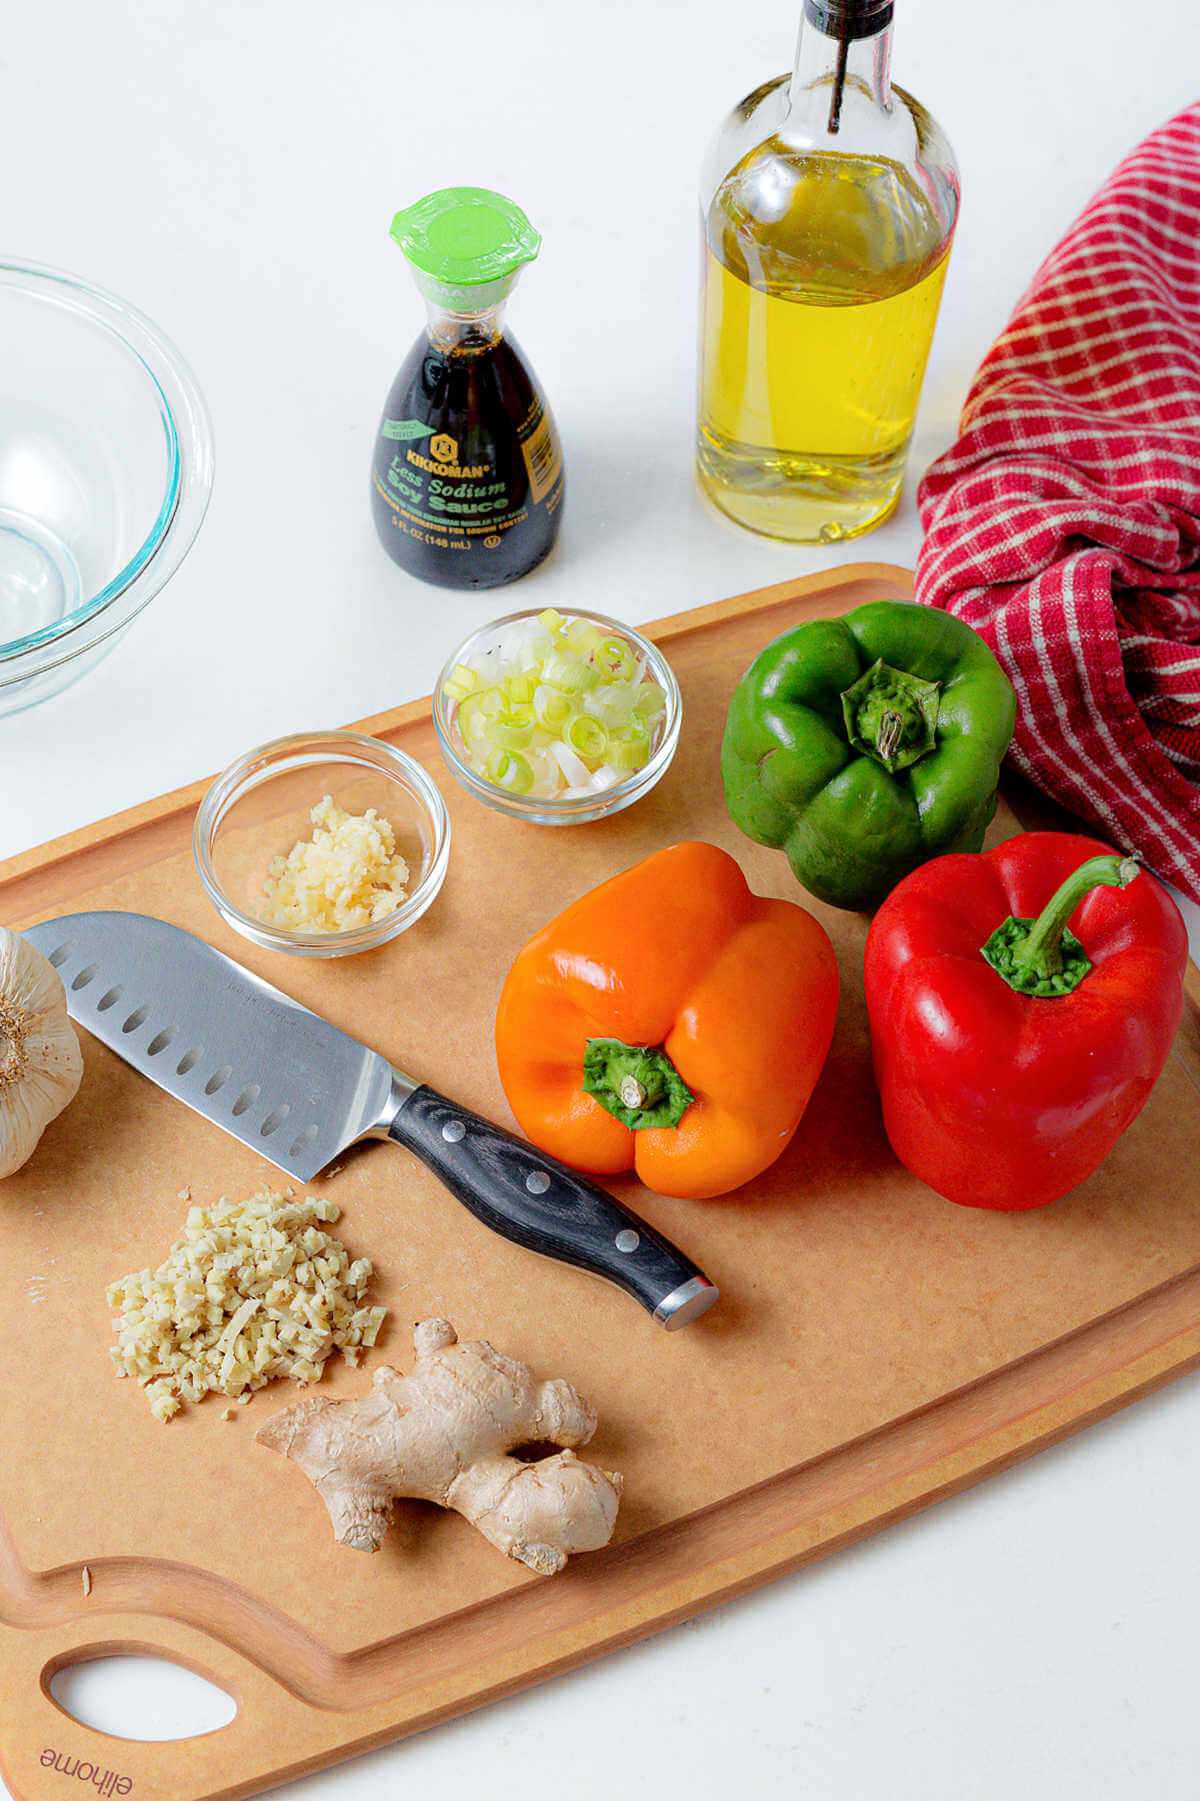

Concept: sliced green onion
[[489, 716, 534, 750], [550, 741, 592, 788], [457, 694, 489, 741], [524, 747, 557, 793], [538, 608, 566, 635], [585, 687, 634, 727], [633, 683, 667, 720], [595, 636, 637, 682], [542, 653, 600, 694], [607, 727, 651, 770], [442, 663, 478, 702], [563, 618, 604, 657], [504, 673, 535, 706], [534, 685, 574, 732], [565, 714, 608, 761], [484, 749, 534, 794]]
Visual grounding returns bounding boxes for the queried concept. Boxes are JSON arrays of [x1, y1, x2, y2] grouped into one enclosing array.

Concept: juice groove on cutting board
[[1, 564, 1199, 1801]]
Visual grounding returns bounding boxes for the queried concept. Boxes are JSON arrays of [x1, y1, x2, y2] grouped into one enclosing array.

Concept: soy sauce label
[[520, 409, 562, 504], [380, 417, 437, 442], [373, 404, 560, 546]]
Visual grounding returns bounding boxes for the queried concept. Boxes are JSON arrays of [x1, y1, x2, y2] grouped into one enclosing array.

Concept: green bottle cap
[[390, 188, 541, 301]]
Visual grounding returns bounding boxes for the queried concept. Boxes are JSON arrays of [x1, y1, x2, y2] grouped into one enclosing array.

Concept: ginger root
[[256, 1319, 622, 1575]]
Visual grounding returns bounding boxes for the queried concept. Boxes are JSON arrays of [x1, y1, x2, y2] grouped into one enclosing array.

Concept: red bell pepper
[[864, 832, 1188, 1210]]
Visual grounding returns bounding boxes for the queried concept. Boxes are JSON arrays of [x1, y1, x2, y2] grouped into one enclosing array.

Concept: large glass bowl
[[0, 260, 214, 714]]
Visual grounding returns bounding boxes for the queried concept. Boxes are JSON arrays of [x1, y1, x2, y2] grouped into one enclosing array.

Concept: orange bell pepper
[[494, 841, 839, 1200]]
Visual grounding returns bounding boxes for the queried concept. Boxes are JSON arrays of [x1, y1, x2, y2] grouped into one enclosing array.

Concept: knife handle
[[386, 1086, 719, 1330]]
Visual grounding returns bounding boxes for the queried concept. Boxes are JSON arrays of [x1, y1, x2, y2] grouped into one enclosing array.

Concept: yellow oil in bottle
[[697, 141, 951, 543]]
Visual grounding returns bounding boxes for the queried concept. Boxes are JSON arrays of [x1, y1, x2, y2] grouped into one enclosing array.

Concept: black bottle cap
[[804, 0, 893, 38]]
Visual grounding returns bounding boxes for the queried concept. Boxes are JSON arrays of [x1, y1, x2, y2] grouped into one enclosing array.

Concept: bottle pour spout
[[801, 0, 894, 132]]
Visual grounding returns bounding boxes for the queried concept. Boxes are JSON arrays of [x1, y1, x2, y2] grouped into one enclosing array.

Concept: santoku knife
[[25, 912, 719, 1330]]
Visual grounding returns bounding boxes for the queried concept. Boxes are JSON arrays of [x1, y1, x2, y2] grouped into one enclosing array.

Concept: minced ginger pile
[[106, 1190, 387, 1422], [259, 796, 410, 934]]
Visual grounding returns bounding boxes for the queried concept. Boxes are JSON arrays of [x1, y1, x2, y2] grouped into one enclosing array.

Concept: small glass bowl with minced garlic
[[433, 607, 682, 826], [195, 731, 450, 958]]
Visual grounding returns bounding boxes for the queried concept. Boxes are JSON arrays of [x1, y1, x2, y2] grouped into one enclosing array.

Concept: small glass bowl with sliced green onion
[[433, 608, 682, 825]]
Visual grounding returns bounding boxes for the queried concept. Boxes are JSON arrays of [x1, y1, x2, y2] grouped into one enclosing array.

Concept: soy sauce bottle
[[370, 188, 565, 590]]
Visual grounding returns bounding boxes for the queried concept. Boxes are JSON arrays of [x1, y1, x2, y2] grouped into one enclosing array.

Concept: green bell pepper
[[721, 600, 1017, 911]]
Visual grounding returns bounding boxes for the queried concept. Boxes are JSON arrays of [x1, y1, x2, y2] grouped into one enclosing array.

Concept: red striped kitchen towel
[[915, 101, 1200, 903]]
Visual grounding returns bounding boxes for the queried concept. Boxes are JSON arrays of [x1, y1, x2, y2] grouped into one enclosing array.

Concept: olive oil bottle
[[697, 0, 959, 543], [371, 188, 565, 590]]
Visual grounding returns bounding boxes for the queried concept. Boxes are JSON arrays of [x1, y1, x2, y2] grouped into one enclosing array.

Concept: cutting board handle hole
[[47, 1651, 237, 1742]]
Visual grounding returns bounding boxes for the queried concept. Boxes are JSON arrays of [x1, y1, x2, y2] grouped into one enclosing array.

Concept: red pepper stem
[[1011, 854, 1139, 981]]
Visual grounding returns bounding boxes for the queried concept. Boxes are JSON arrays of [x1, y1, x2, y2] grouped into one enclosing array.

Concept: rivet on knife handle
[[385, 1086, 719, 1330]]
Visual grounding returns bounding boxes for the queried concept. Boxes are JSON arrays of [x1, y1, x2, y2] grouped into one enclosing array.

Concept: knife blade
[[25, 912, 719, 1330]]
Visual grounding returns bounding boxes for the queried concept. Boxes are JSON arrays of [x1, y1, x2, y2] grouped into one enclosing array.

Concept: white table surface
[[4, 1, 1200, 1794]]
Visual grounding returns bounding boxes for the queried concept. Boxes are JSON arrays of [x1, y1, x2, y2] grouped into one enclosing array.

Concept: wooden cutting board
[[2, 563, 1199, 1801]]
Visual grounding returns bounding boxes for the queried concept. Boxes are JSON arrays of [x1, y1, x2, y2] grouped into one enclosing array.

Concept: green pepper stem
[[980, 852, 1140, 998], [839, 659, 941, 774], [1011, 854, 1139, 981], [877, 709, 904, 761]]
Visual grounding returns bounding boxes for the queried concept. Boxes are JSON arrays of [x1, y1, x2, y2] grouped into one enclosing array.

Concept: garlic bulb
[[0, 927, 83, 1178]]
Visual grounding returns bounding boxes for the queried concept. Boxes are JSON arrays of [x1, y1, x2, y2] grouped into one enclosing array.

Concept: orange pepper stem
[[582, 1038, 694, 1131]]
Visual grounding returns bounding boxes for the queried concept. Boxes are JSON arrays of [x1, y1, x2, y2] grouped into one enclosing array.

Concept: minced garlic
[[106, 1190, 387, 1423], [258, 796, 410, 934]]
